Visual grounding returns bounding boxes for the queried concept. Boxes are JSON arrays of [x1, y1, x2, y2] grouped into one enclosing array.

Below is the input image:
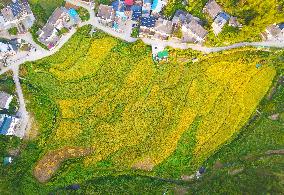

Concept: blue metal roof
[[279, 23, 284, 30], [151, 0, 158, 10], [218, 12, 230, 21], [131, 5, 142, 20], [113, 22, 119, 29], [10, 0, 23, 17], [140, 16, 156, 27], [132, 5, 142, 11], [3, 157, 12, 165], [143, 0, 152, 4], [68, 8, 78, 18], [0, 116, 12, 135], [112, 0, 125, 12]]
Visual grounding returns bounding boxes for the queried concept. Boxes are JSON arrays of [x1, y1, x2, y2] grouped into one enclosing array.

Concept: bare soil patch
[[34, 146, 93, 183], [24, 114, 39, 140], [132, 158, 155, 171], [265, 149, 284, 155]]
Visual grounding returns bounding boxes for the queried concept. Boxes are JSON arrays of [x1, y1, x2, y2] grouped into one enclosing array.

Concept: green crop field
[[28, 0, 64, 17], [1, 25, 283, 193]]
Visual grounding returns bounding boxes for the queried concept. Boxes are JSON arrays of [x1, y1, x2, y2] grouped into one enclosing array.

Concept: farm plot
[[21, 26, 276, 183]]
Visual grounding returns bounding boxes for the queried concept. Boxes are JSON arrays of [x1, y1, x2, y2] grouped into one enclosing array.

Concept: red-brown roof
[[125, 0, 134, 6]]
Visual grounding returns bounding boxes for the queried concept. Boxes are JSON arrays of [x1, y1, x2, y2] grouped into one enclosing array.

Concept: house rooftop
[[1, 7, 14, 21], [0, 115, 12, 135], [97, 4, 115, 20], [217, 12, 230, 21], [172, 10, 193, 25], [229, 16, 241, 27], [0, 42, 13, 53], [3, 157, 12, 166], [266, 24, 282, 37], [10, 0, 23, 17], [157, 50, 168, 58], [278, 23, 284, 30], [154, 18, 173, 34], [48, 7, 68, 25], [39, 23, 56, 41], [111, 0, 125, 12], [0, 92, 13, 110], [131, 5, 142, 20], [204, 0, 222, 19], [151, 0, 167, 13], [141, 16, 156, 27], [186, 20, 208, 39], [125, 0, 134, 6], [143, 0, 152, 4]]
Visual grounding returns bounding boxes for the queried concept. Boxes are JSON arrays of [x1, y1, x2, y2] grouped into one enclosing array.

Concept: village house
[[172, 10, 194, 29], [181, 20, 208, 44], [171, 10, 207, 44], [152, 18, 173, 40], [212, 12, 230, 35], [131, 5, 142, 21], [229, 16, 242, 28], [151, 0, 168, 16], [97, 4, 115, 27], [203, 0, 232, 35], [111, 0, 130, 32], [134, 0, 143, 6], [0, 0, 35, 33], [0, 41, 17, 60], [37, 7, 79, 49], [203, 0, 222, 20], [0, 114, 20, 136], [142, 0, 152, 17], [3, 156, 13, 165], [151, 44, 168, 62], [0, 91, 13, 110], [263, 23, 284, 41], [125, 0, 134, 6], [139, 16, 156, 37]]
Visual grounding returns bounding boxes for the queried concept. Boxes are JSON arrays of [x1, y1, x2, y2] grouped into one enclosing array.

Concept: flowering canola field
[[22, 27, 276, 182]]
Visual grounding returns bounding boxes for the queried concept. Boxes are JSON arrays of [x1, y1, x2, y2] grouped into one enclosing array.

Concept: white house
[[212, 12, 230, 35], [264, 23, 284, 41]]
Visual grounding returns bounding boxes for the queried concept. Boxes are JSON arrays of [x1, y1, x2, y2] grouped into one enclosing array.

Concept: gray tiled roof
[[266, 25, 281, 37], [48, 7, 68, 25], [97, 4, 115, 20], [154, 18, 173, 34], [1, 7, 14, 21], [172, 10, 193, 25], [204, 0, 222, 19], [184, 20, 208, 39], [0, 92, 12, 109]]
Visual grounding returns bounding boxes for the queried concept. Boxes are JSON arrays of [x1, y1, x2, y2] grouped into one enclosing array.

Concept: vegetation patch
[[164, 0, 284, 46], [18, 26, 280, 185]]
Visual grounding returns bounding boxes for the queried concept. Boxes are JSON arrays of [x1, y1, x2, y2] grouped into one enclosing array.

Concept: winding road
[[1, 0, 284, 138]]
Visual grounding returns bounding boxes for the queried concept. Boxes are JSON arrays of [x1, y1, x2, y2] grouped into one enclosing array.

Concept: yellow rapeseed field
[[24, 29, 276, 181]]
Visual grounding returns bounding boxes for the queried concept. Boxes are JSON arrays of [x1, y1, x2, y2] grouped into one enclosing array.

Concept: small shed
[[3, 157, 13, 165]]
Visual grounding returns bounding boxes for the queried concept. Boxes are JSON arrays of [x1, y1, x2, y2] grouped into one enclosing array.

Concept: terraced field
[[21, 26, 277, 185]]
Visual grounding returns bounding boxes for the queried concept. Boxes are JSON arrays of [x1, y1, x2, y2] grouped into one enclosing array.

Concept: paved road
[[12, 66, 29, 137], [142, 38, 284, 53]]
